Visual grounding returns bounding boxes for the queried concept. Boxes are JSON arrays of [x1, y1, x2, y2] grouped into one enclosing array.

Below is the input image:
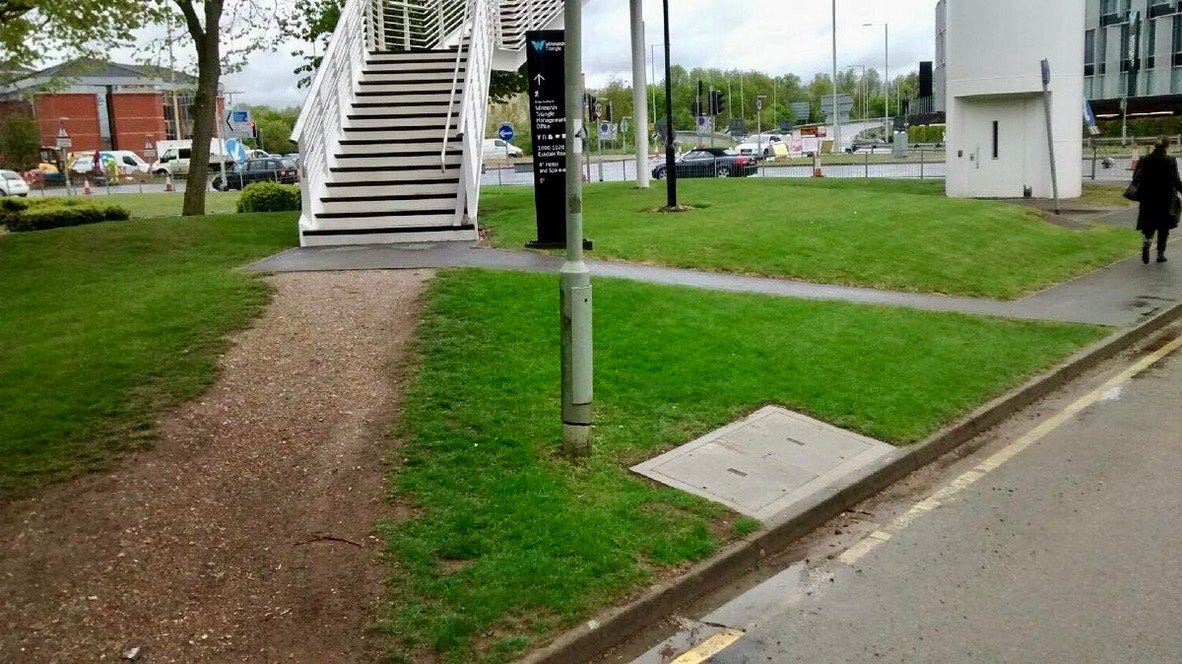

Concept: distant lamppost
[[848, 64, 867, 120], [863, 22, 889, 134], [831, 0, 839, 153], [661, 0, 677, 208]]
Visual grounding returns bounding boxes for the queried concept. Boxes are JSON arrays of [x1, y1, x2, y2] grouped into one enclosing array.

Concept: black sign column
[[525, 30, 569, 249]]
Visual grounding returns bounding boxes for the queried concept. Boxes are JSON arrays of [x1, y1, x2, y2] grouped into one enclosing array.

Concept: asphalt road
[[631, 332, 1182, 664]]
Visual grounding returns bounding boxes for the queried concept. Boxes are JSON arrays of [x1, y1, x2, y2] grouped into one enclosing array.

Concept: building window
[[991, 121, 999, 160], [1098, 27, 1109, 74], [1086, 29, 1096, 76], [1148, 18, 1158, 69], [1149, 1, 1174, 19], [1121, 23, 1133, 72], [1101, 0, 1123, 26], [1174, 15, 1182, 65]]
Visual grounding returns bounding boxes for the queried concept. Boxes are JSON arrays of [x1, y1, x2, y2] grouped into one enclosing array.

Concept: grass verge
[[381, 268, 1107, 662], [0, 212, 297, 497], [480, 178, 1135, 299], [17, 191, 240, 218]]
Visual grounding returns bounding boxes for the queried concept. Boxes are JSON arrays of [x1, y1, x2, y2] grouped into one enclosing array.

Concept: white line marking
[[839, 334, 1182, 567]]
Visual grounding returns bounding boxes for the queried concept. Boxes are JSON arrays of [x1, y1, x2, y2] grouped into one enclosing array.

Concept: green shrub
[[1, 199, 129, 232], [236, 181, 301, 213]]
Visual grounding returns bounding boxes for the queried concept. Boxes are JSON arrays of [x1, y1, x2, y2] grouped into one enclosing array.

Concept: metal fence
[[479, 148, 948, 188]]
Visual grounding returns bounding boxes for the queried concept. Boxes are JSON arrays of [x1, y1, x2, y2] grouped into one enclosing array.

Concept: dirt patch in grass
[[0, 270, 430, 662]]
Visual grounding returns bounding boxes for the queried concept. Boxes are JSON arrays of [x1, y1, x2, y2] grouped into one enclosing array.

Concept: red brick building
[[0, 59, 225, 161]]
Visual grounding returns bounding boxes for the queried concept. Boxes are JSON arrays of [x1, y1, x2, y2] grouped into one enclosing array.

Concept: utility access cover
[[631, 406, 894, 521]]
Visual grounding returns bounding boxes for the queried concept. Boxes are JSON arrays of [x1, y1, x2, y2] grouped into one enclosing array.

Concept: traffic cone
[[83, 179, 92, 195], [812, 152, 823, 178], [164, 173, 174, 192]]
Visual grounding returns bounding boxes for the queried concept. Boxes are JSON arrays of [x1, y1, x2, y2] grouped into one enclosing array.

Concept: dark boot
[[1158, 254, 1168, 263], [1143, 240, 1152, 264]]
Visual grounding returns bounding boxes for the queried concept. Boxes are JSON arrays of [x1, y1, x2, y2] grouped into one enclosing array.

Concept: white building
[[943, 0, 1084, 199]]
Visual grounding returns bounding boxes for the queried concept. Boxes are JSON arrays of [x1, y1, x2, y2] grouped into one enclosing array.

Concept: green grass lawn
[[480, 178, 1135, 299], [69, 190, 241, 217], [382, 268, 1107, 662], [1079, 181, 1136, 209], [0, 212, 297, 497]]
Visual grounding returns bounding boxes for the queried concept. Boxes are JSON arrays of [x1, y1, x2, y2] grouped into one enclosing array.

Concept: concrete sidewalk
[[246, 236, 1179, 326]]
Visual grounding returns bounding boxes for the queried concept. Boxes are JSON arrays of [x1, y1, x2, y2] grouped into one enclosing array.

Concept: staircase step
[[301, 223, 478, 247], [340, 135, 457, 146], [319, 194, 457, 215], [355, 82, 462, 95], [359, 68, 466, 82], [328, 161, 461, 176], [353, 91, 454, 103], [335, 147, 462, 156], [341, 125, 455, 138], [336, 141, 457, 157], [316, 207, 456, 221], [323, 180, 459, 197], [333, 156, 461, 169]]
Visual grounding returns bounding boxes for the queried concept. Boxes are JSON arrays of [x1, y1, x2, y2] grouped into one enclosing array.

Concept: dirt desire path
[[0, 270, 431, 662]]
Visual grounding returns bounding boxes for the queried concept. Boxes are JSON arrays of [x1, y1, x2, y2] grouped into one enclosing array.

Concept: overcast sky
[[204, 0, 938, 108]]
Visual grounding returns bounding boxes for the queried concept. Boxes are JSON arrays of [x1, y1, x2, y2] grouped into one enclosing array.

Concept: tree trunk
[[180, 0, 223, 217]]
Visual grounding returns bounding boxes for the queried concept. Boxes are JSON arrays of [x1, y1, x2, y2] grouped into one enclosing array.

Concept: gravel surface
[[0, 270, 432, 662]]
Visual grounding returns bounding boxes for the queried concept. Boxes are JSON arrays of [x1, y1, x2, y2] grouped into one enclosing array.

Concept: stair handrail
[[441, 0, 472, 171], [454, 0, 497, 222], [292, 0, 368, 232]]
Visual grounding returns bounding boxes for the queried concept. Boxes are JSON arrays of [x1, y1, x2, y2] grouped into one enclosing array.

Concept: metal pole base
[[563, 422, 591, 456]]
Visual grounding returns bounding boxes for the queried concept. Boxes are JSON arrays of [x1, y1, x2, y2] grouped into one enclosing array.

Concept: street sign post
[[143, 138, 157, 159], [224, 109, 253, 139], [525, 30, 571, 249]]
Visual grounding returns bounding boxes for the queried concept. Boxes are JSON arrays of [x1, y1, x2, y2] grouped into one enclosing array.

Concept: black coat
[[1135, 152, 1182, 232]]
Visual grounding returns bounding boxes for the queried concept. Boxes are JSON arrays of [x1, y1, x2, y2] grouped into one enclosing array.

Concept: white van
[[150, 140, 234, 176], [482, 138, 523, 159]]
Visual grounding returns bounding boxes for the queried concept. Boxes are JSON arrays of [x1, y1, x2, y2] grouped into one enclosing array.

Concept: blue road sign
[[498, 123, 515, 142]]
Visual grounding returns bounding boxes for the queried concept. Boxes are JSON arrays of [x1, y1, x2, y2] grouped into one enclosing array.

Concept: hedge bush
[[236, 181, 301, 213], [0, 197, 130, 232]]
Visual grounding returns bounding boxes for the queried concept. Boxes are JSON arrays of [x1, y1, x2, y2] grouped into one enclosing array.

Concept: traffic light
[[585, 94, 601, 121], [710, 90, 727, 116]]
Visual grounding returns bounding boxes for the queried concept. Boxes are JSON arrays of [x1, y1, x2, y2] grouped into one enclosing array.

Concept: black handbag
[[1170, 194, 1181, 229], [1124, 173, 1141, 202]]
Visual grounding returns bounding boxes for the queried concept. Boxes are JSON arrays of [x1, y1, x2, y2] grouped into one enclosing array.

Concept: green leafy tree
[[0, 109, 40, 168], [246, 106, 299, 154], [157, 0, 291, 216], [0, 1, 160, 81]]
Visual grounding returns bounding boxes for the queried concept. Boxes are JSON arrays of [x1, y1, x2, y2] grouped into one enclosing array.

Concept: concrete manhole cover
[[631, 406, 894, 521]]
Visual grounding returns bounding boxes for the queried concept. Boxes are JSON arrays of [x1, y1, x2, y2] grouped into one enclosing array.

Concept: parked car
[[0, 169, 30, 196], [735, 135, 786, 159], [847, 137, 889, 153], [211, 157, 299, 191], [482, 138, 523, 159], [651, 148, 758, 179]]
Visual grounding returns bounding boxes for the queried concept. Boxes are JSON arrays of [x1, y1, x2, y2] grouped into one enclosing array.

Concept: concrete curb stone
[[521, 302, 1182, 664]]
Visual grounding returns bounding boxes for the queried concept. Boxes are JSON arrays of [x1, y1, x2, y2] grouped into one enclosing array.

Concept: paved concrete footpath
[[247, 237, 1179, 326]]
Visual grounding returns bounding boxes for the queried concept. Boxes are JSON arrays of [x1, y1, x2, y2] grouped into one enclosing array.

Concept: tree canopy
[[0, 1, 160, 81]]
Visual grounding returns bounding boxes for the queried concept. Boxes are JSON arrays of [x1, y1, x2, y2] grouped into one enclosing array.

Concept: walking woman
[[1133, 139, 1182, 264]]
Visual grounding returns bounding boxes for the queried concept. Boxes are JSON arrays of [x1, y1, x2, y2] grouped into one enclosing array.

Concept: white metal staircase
[[293, 0, 566, 246]]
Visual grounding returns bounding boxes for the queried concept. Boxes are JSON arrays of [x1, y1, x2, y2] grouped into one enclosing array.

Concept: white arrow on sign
[[534, 74, 545, 85]]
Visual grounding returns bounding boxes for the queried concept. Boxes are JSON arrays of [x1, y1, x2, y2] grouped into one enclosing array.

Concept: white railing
[[496, 0, 563, 51], [373, 0, 469, 51], [455, 0, 497, 223], [441, 0, 472, 170], [292, 0, 369, 230]]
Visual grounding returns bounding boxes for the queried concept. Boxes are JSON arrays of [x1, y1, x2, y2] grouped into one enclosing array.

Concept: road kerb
[[520, 302, 1182, 664]]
